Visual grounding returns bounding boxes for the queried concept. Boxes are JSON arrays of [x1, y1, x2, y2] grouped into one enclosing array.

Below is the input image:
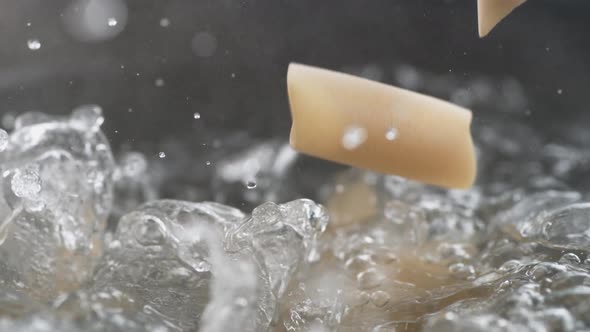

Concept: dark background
[[0, 0, 589, 151]]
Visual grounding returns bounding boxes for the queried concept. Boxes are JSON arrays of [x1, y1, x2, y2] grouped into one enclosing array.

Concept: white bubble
[[158, 152, 166, 159], [191, 32, 217, 57], [342, 126, 367, 150], [155, 78, 165, 87], [246, 181, 257, 189], [159, 18, 170, 27], [11, 168, 42, 199], [385, 127, 398, 141], [193, 112, 201, 119], [0, 129, 8, 152], [27, 39, 41, 50], [63, 0, 128, 42], [26, 22, 32, 27]]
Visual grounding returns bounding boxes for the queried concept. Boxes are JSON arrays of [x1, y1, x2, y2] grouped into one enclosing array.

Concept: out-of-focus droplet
[[158, 152, 166, 159], [0, 129, 8, 152], [155, 78, 165, 87], [342, 126, 367, 150], [120, 152, 148, 177], [557, 89, 563, 95], [159, 18, 170, 27], [193, 112, 201, 119], [63, 0, 128, 42], [206, 161, 211, 166], [385, 127, 398, 141], [191, 32, 217, 57], [27, 39, 41, 50], [11, 167, 42, 199]]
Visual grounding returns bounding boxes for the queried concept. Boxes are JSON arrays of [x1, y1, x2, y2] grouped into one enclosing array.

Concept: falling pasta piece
[[477, 0, 527, 38], [286, 63, 476, 189]]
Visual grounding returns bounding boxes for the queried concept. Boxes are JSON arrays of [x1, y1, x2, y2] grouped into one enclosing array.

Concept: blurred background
[[1, 0, 589, 144], [0, 0, 589, 207]]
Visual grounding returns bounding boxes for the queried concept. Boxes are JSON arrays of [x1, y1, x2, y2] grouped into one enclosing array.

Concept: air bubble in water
[[357, 268, 384, 289], [11, 168, 42, 199], [158, 152, 166, 159], [27, 39, 41, 50], [385, 127, 398, 141], [246, 181, 257, 189], [370, 291, 390, 307], [193, 112, 201, 119], [0, 129, 8, 152], [342, 126, 367, 150]]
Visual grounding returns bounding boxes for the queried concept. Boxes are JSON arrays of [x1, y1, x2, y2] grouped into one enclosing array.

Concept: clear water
[[1, 65, 590, 332]]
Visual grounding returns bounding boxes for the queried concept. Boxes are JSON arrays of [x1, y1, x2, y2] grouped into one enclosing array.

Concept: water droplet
[[135, 217, 167, 246], [154, 78, 164, 87], [193, 112, 201, 119], [246, 181, 257, 189], [159, 18, 170, 27], [158, 152, 166, 159], [27, 39, 41, 50], [342, 125, 367, 150], [370, 291, 390, 307], [385, 127, 398, 141], [107, 17, 118, 26], [11, 167, 42, 199], [26, 22, 31, 27], [0, 129, 8, 152], [557, 89, 563, 95]]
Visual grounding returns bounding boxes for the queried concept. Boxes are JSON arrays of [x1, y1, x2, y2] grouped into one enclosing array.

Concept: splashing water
[[1, 67, 590, 332], [27, 39, 41, 50]]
